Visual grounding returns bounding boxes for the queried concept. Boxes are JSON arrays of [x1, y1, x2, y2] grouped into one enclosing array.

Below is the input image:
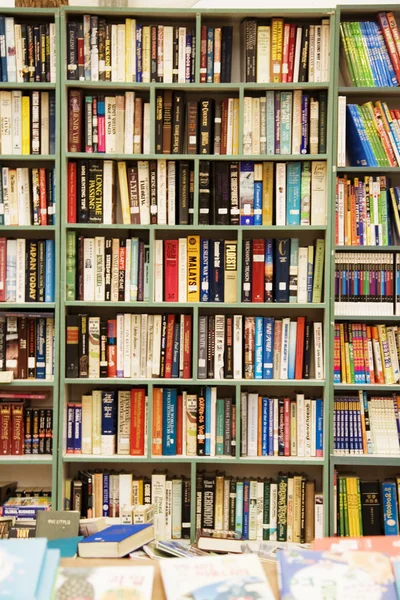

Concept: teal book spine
[[382, 481, 399, 535], [280, 91, 292, 154], [286, 162, 301, 225], [235, 480, 244, 535], [216, 397, 224, 455], [45, 239, 55, 303], [255, 316, 263, 379], [130, 237, 139, 301], [162, 388, 177, 455], [266, 91, 275, 155]]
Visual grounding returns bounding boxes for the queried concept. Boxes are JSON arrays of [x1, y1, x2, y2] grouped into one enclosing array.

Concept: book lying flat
[[78, 523, 154, 558]]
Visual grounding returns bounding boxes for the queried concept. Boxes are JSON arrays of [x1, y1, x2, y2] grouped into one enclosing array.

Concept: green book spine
[[311, 238, 324, 303], [339, 23, 356, 85], [379, 189, 389, 246], [280, 92, 292, 155], [356, 476, 363, 536], [353, 23, 374, 86], [66, 230, 76, 300], [300, 161, 311, 225], [343, 22, 362, 86], [216, 397, 225, 455], [263, 479, 270, 541], [277, 473, 288, 542], [360, 105, 389, 167], [339, 476, 345, 537]]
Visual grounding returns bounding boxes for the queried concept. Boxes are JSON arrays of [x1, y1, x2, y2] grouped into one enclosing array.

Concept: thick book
[[78, 524, 155, 558]]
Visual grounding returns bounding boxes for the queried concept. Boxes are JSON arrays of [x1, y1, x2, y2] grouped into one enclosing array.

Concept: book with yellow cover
[[187, 235, 200, 302]]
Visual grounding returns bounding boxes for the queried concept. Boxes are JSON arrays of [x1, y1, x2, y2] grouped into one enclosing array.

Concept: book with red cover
[[0, 237, 6, 302], [0, 404, 11, 455], [295, 316, 305, 379], [164, 240, 178, 302], [164, 314, 175, 378], [176, 394, 183, 455], [151, 387, 163, 456], [283, 397, 290, 457], [251, 239, 265, 302], [130, 388, 145, 455], [67, 162, 77, 223], [183, 314, 192, 379], [39, 168, 47, 226], [68, 89, 83, 152], [281, 23, 291, 83], [378, 12, 400, 82], [107, 319, 117, 378], [200, 25, 207, 83], [11, 403, 24, 455], [287, 24, 296, 83]]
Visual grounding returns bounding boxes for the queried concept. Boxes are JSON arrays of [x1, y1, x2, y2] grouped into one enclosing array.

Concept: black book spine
[[98, 20, 106, 81], [178, 161, 189, 225], [38, 409, 46, 454], [66, 315, 79, 378], [230, 162, 240, 225], [0, 317, 5, 371], [300, 476, 306, 543], [224, 397, 232, 455], [225, 315, 234, 378], [231, 398, 236, 457], [303, 320, 312, 379], [40, 24, 46, 82], [196, 473, 203, 533], [100, 319, 108, 378], [199, 99, 214, 155], [45, 24, 50, 82], [37, 240, 45, 302], [215, 162, 229, 225], [118, 239, 126, 301], [206, 315, 215, 378], [67, 22, 77, 81], [77, 236, 84, 301], [46, 169, 53, 226], [138, 241, 145, 302], [45, 409, 53, 455], [21, 25, 28, 83], [242, 239, 252, 302], [360, 480, 383, 536], [201, 475, 215, 529], [78, 160, 89, 223], [173, 26, 179, 83], [172, 93, 184, 154], [33, 25, 41, 83], [229, 477, 236, 529], [155, 91, 163, 154], [299, 26, 309, 83], [318, 91, 327, 154], [274, 238, 290, 302], [27, 25, 34, 82], [199, 160, 210, 225], [78, 314, 88, 378], [210, 240, 224, 302], [221, 26, 233, 83], [245, 20, 256, 83], [197, 395, 206, 456], [88, 161, 103, 223], [26, 240, 38, 302], [104, 238, 112, 302], [182, 477, 191, 539], [189, 167, 194, 225]]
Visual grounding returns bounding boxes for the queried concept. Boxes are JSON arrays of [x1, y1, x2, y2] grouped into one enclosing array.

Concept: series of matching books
[[0, 239, 55, 304], [196, 470, 323, 542], [0, 313, 54, 380], [66, 388, 147, 456], [334, 392, 400, 456], [197, 316, 324, 381], [335, 473, 400, 537], [65, 313, 192, 380], [200, 26, 232, 83], [243, 91, 327, 156], [0, 91, 55, 156], [0, 167, 55, 226], [340, 13, 400, 87], [67, 17, 196, 83], [200, 160, 327, 227], [242, 18, 330, 83], [66, 233, 149, 303], [240, 392, 323, 458], [0, 16, 56, 83], [242, 238, 325, 304], [334, 253, 394, 316], [334, 322, 400, 385], [0, 399, 53, 456]]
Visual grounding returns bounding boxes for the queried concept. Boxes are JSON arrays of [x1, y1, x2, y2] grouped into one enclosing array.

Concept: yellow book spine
[[271, 18, 284, 83], [138, 478, 144, 505], [232, 98, 240, 155], [125, 19, 132, 83], [22, 96, 30, 155], [262, 161, 273, 225], [377, 324, 395, 384], [224, 240, 238, 303], [142, 26, 151, 83], [187, 235, 200, 302], [339, 323, 346, 383], [214, 474, 224, 529], [117, 161, 131, 225]]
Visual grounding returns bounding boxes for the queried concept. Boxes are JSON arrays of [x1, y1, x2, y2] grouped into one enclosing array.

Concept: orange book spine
[[371, 326, 384, 383], [377, 12, 400, 82], [152, 387, 163, 456], [295, 316, 305, 379], [387, 12, 400, 61], [164, 314, 175, 378], [130, 389, 145, 455]]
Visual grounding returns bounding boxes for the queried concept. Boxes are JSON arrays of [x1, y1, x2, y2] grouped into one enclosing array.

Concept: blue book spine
[[254, 180, 262, 226], [66, 404, 75, 453], [262, 397, 269, 455], [0, 18, 6, 82], [205, 386, 211, 456], [211, 240, 224, 302], [235, 481, 243, 535], [286, 162, 301, 225], [347, 104, 377, 167], [255, 317, 263, 379], [103, 472, 110, 516], [44, 240, 55, 302], [268, 398, 274, 456], [171, 320, 180, 379], [382, 481, 400, 535], [316, 398, 323, 456], [74, 404, 82, 453], [52, 167, 56, 226], [162, 388, 177, 455], [49, 93, 56, 155], [274, 238, 290, 302], [266, 91, 275, 155], [130, 238, 139, 301], [101, 390, 116, 436], [200, 238, 210, 302], [345, 404, 350, 454], [36, 318, 46, 379], [360, 22, 378, 86], [300, 93, 309, 154], [136, 25, 143, 82], [274, 92, 280, 154], [373, 22, 398, 86], [185, 33, 192, 83], [206, 28, 214, 83], [368, 22, 387, 86], [243, 480, 250, 539], [263, 317, 274, 379]]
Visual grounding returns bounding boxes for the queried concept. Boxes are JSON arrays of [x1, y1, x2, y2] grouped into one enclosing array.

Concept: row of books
[[0, 403, 53, 456], [333, 393, 400, 456], [68, 90, 149, 155], [196, 471, 322, 542], [334, 252, 395, 316], [334, 322, 400, 385], [67, 18, 196, 84], [243, 91, 327, 156], [334, 473, 400, 537], [340, 13, 400, 87], [0, 91, 55, 156], [65, 314, 192, 380], [1, 496, 52, 519], [240, 392, 323, 458], [0, 314, 55, 381], [242, 18, 330, 83], [66, 233, 150, 303], [335, 175, 395, 247], [0, 167, 55, 227], [197, 316, 324, 381], [0, 239, 55, 304], [200, 26, 232, 83], [67, 160, 194, 226], [0, 16, 56, 83]]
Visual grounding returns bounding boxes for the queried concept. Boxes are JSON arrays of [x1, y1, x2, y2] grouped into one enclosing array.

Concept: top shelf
[[338, 86, 400, 95]]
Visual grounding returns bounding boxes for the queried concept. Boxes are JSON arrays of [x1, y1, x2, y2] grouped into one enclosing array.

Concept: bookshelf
[[0, 8, 61, 504], [57, 6, 335, 541]]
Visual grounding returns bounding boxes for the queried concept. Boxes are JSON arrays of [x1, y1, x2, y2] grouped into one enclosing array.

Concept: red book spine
[[287, 24, 296, 83], [377, 12, 400, 82], [11, 404, 24, 455], [130, 388, 145, 455], [164, 240, 178, 302], [251, 239, 265, 302], [387, 12, 400, 62], [200, 25, 207, 83], [183, 314, 192, 379], [295, 316, 305, 379], [107, 319, 117, 378], [283, 397, 290, 457], [67, 161, 77, 223], [176, 394, 183, 455], [164, 314, 175, 378], [0, 237, 6, 302], [281, 23, 291, 83], [0, 404, 11, 455], [39, 168, 47, 225]]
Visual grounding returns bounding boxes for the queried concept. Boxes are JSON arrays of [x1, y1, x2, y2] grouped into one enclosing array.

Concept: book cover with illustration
[[0, 538, 53, 598], [55, 566, 154, 600], [161, 554, 274, 600], [278, 549, 397, 599]]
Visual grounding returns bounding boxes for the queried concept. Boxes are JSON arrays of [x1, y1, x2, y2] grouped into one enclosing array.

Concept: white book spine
[[311, 399, 317, 457], [171, 479, 183, 539], [152, 473, 166, 540], [152, 315, 162, 377], [124, 238, 131, 303], [140, 313, 148, 379], [337, 96, 347, 167], [0, 92, 12, 155], [8, 169, 17, 226], [22, 168, 31, 226], [111, 24, 118, 81], [163, 26, 173, 83], [103, 160, 114, 225], [123, 313, 132, 378], [178, 27, 186, 83], [286, 477, 294, 541], [311, 161, 327, 226], [251, 97, 260, 155], [178, 238, 187, 303], [83, 238, 95, 301], [124, 91, 134, 154], [214, 315, 225, 379], [247, 393, 258, 456], [138, 160, 150, 224], [119, 473, 133, 509], [223, 478, 230, 531], [16, 238, 25, 303], [387, 327, 400, 383], [11, 91, 21, 155], [2, 168, 9, 226], [131, 314, 141, 378], [167, 160, 176, 225], [256, 26, 270, 83], [90, 21, 99, 82], [143, 103, 151, 154], [269, 483, 278, 541], [297, 393, 305, 457], [321, 19, 330, 82], [293, 27, 302, 83], [233, 315, 243, 379], [92, 391, 102, 455], [16, 168, 25, 226], [94, 236, 105, 301], [314, 25, 322, 82], [308, 25, 315, 82], [147, 314, 154, 379], [280, 317, 290, 379], [131, 20, 137, 81], [297, 247, 308, 303], [313, 321, 324, 380], [83, 15, 91, 80], [304, 398, 312, 456], [275, 163, 286, 225], [5, 18, 16, 82], [154, 239, 163, 302], [14, 25, 23, 83], [81, 395, 93, 455], [165, 479, 172, 540], [210, 386, 217, 457], [157, 160, 167, 225], [243, 96, 252, 155], [116, 313, 124, 377], [105, 96, 117, 154], [117, 391, 130, 455], [337, 180, 345, 245], [314, 495, 324, 539], [40, 92, 49, 156], [50, 23, 57, 83], [117, 25, 126, 82]]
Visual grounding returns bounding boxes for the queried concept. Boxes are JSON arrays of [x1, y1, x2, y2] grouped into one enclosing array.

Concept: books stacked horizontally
[[0, 91, 55, 155], [335, 253, 394, 316], [66, 314, 192, 380], [67, 16, 196, 83], [66, 470, 191, 540], [65, 233, 150, 302], [197, 316, 324, 381], [334, 322, 400, 385], [243, 91, 327, 156], [340, 13, 400, 87], [200, 26, 232, 83], [196, 470, 323, 542], [334, 473, 400, 536], [241, 392, 323, 458], [242, 18, 330, 83], [200, 161, 327, 226], [1, 395, 53, 456], [0, 17, 56, 83], [0, 167, 56, 226], [1, 239, 55, 303], [334, 392, 400, 456], [2, 495, 52, 519]]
